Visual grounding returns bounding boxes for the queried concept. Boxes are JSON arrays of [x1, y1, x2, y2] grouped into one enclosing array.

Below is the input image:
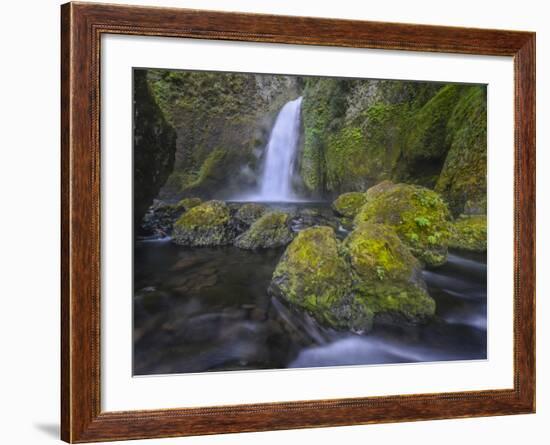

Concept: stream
[[133, 203, 487, 375]]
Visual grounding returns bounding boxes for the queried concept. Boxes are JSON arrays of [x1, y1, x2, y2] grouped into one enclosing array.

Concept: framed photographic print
[[61, 2, 535, 442]]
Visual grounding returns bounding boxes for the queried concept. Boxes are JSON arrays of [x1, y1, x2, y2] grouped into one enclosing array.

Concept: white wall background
[[0, 0, 546, 444]]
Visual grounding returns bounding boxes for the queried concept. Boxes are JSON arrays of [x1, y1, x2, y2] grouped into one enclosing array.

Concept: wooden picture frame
[[61, 1, 535, 442]]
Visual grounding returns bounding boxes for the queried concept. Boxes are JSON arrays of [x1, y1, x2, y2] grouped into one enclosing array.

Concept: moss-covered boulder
[[172, 200, 235, 246], [175, 197, 202, 212], [365, 180, 397, 202], [344, 223, 435, 323], [354, 184, 452, 267], [234, 203, 267, 226], [235, 211, 294, 250], [332, 192, 368, 218], [449, 215, 487, 251], [270, 227, 370, 331]]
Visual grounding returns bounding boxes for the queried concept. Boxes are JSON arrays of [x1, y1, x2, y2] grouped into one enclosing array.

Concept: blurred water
[[133, 205, 486, 375]]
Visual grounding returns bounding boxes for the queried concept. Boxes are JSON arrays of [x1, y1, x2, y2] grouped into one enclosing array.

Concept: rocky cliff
[[146, 69, 302, 200], [133, 69, 177, 232], [299, 78, 486, 215]]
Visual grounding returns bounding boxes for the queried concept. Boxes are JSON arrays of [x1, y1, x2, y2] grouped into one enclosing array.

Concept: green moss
[[449, 215, 487, 251], [344, 223, 420, 281], [270, 226, 359, 329], [172, 200, 234, 246], [354, 183, 452, 266], [365, 180, 397, 201], [344, 222, 435, 323], [435, 86, 487, 215], [332, 192, 368, 218], [234, 203, 266, 226], [270, 223, 436, 331], [234, 211, 294, 250], [174, 197, 202, 212]]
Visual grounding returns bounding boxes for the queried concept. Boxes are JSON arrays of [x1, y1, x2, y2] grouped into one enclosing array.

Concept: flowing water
[[133, 203, 487, 375], [250, 97, 303, 202]]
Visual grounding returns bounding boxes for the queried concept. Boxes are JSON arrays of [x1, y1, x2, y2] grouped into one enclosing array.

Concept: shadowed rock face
[[133, 69, 177, 233]]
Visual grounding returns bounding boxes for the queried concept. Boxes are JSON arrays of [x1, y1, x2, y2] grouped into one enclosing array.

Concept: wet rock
[[141, 199, 184, 237], [449, 215, 487, 252], [365, 180, 397, 201], [332, 192, 368, 218], [234, 203, 267, 226], [344, 222, 435, 324], [175, 197, 202, 212], [291, 207, 340, 232], [172, 200, 236, 246], [270, 224, 436, 332], [235, 211, 294, 250], [355, 183, 452, 267], [269, 226, 367, 331]]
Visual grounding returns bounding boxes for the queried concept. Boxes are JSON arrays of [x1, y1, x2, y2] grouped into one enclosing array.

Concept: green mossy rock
[[365, 180, 397, 202], [235, 211, 294, 250], [270, 227, 370, 331], [172, 200, 235, 246], [435, 86, 487, 216], [344, 223, 435, 323], [332, 192, 368, 218], [174, 197, 202, 212], [449, 215, 487, 252], [234, 203, 267, 226], [354, 184, 452, 267]]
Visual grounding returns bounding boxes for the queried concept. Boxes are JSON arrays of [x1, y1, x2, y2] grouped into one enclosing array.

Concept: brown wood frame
[[61, 1, 536, 442]]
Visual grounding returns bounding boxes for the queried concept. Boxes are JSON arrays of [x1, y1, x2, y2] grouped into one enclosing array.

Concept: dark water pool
[[133, 206, 487, 375]]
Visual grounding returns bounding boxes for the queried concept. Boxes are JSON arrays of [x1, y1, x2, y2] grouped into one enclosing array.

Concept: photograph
[[133, 68, 488, 376]]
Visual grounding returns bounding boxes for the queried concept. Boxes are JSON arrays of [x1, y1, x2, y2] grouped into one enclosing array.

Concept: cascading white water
[[257, 97, 303, 201]]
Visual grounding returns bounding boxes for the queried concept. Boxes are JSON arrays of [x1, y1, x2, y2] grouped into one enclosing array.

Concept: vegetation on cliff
[[299, 79, 486, 215], [145, 69, 301, 200]]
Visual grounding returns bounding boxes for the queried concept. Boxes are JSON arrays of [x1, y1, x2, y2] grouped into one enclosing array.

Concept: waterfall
[[257, 97, 303, 201]]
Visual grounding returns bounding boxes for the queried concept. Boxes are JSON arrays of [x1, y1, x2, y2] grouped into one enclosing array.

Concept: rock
[[332, 192, 368, 218], [344, 222, 435, 323], [354, 183, 452, 267], [148, 69, 302, 200], [435, 86, 487, 216], [291, 207, 340, 232], [449, 215, 487, 251], [269, 227, 364, 330], [234, 211, 294, 250], [234, 203, 266, 226], [140, 200, 184, 236], [175, 197, 202, 212], [365, 180, 397, 201], [172, 200, 235, 246], [133, 70, 177, 233]]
